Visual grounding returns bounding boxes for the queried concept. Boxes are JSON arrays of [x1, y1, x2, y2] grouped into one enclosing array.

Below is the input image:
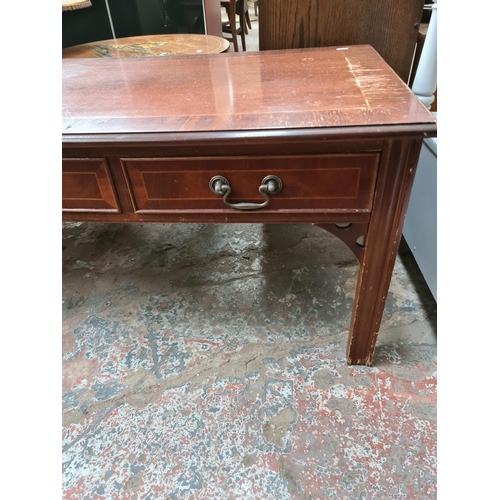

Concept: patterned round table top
[[62, 34, 230, 59]]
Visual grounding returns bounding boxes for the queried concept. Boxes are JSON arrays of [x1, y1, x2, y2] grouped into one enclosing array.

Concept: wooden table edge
[[62, 123, 437, 146]]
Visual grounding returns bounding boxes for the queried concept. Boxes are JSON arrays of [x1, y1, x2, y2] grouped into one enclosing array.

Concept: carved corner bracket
[[315, 222, 369, 265]]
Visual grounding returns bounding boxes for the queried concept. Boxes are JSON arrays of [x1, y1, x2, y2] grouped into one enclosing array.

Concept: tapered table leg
[[347, 139, 423, 365]]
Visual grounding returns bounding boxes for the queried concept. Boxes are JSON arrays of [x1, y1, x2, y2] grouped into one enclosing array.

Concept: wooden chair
[[221, 0, 249, 51], [236, 0, 252, 34], [243, 0, 252, 31], [258, 0, 426, 83]]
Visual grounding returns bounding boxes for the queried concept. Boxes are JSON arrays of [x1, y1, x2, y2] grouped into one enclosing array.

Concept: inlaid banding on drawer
[[122, 154, 379, 212], [63, 158, 120, 212]]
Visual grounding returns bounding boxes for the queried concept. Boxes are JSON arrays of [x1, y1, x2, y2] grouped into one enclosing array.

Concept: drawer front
[[122, 154, 379, 213], [63, 158, 120, 213]]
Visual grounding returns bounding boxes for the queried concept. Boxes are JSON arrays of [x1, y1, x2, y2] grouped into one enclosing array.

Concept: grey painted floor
[[62, 221, 437, 499]]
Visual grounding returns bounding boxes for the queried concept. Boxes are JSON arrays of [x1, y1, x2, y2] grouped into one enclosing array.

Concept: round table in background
[[62, 34, 230, 59], [62, 0, 92, 11]]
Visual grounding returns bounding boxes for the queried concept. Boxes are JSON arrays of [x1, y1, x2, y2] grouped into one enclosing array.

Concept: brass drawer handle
[[209, 175, 282, 210]]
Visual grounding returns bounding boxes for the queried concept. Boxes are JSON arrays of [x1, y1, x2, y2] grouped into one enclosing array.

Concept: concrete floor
[[62, 221, 437, 500], [62, 10, 437, 499]]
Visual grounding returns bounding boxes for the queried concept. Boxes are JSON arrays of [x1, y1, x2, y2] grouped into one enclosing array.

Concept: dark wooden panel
[[62, 0, 114, 49], [63, 159, 120, 212], [62, 45, 435, 136], [122, 154, 379, 212], [259, 0, 425, 82], [62, 0, 220, 49]]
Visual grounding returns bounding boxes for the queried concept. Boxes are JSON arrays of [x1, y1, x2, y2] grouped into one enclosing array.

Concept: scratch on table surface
[[344, 54, 371, 110], [178, 115, 201, 132]]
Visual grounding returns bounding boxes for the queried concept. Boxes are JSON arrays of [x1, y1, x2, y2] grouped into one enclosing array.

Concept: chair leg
[[239, 1, 246, 50], [254, 0, 258, 17], [245, 10, 252, 31], [241, 28, 246, 51], [229, 0, 239, 52], [239, 0, 250, 35]]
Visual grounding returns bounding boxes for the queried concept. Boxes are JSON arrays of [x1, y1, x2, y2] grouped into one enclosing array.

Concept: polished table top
[[62, 45, 436, 136], [62, 34, 230, 59]]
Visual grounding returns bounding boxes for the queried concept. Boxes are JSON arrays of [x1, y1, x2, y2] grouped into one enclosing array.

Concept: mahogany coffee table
[[62, 45, 436, 365]]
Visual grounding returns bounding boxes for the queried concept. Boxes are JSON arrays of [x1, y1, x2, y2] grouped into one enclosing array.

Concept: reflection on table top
[[62, 34, 230, 58]]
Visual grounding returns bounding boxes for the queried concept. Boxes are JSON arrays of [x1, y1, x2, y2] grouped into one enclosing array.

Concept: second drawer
[[122, 154, 380, 213]]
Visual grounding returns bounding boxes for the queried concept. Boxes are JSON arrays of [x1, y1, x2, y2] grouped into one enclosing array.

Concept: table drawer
[[122, 154, 379, 213], [63, 158, 120, 213]]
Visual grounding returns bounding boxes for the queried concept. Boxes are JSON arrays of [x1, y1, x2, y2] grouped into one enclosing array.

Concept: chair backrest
[[259, 0, 425, 83]]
